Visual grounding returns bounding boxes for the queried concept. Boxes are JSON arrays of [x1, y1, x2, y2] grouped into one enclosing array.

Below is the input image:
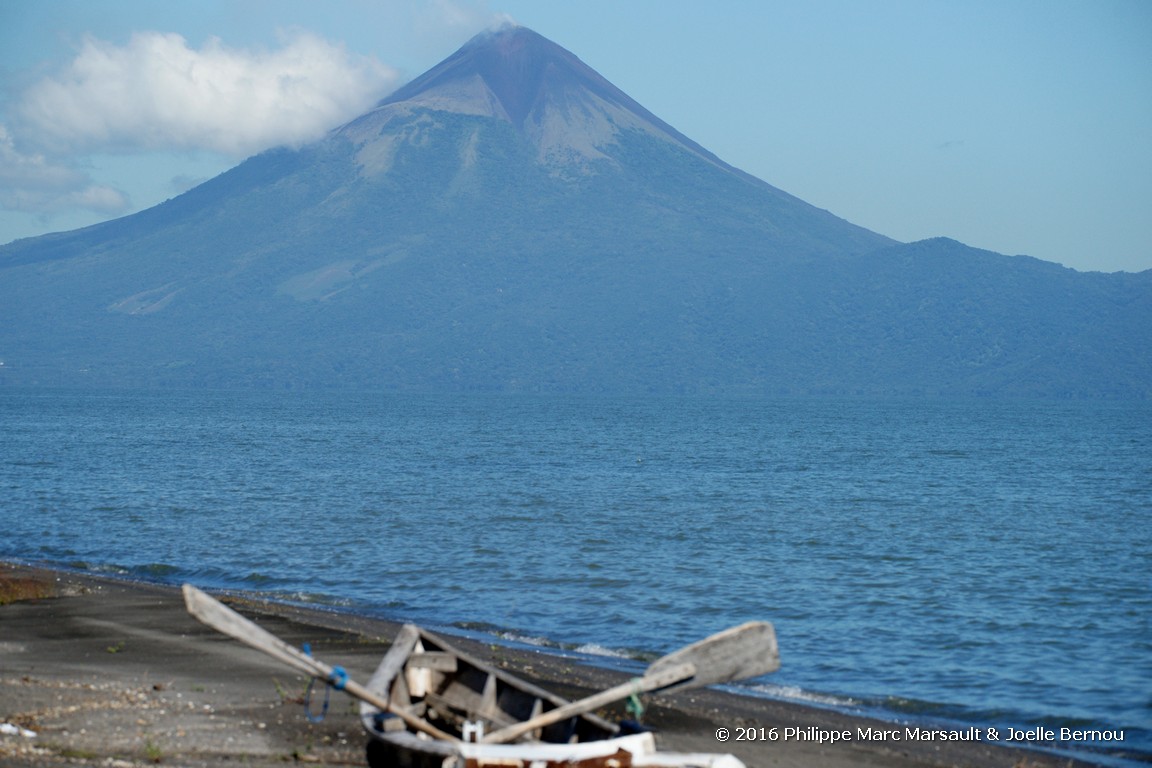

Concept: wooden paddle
[[482, 620, 779, 744], [181, 584, 459, 742]]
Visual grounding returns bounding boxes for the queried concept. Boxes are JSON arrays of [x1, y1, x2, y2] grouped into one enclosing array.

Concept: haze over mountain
[[2, 25, 1149, 397]]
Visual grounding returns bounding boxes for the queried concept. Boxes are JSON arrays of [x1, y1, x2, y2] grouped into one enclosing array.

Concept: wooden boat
[[358, 623, 748, 768], [183, 585, 776, 768]]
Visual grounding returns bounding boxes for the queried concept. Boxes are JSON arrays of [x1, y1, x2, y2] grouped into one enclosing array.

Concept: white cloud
[[428, 0, 501, 30], [0, 124, 129, 215], [0, 28, 400, 229], [16, 30, 400, 157]]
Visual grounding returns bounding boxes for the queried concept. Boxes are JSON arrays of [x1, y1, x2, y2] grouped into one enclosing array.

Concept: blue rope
[[303, 676, 330, 723], [298, 644, 347, 722]]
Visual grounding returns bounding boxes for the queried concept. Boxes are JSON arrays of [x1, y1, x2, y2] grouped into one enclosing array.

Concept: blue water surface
[[2, 389, 1149, 764]]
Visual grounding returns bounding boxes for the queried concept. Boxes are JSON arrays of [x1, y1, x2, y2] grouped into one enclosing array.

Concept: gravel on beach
[[0, 564, 1093, 768]]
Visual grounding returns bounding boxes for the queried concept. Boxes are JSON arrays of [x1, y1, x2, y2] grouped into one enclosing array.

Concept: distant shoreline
[[0, 560, 1117, 768]]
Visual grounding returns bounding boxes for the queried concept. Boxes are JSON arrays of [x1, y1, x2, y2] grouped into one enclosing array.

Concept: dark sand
[[0, 564, 1097, 767]]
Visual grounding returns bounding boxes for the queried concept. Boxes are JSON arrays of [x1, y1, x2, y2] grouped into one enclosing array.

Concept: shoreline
[[0, 562, 1116, 767]]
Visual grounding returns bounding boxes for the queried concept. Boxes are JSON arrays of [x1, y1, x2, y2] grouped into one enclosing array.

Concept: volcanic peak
[[349, 25, 741, 176], [380, 25, 607, 128]]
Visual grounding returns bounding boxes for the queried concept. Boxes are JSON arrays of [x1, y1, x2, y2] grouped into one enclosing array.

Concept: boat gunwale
[[359, 623, 619, 742]]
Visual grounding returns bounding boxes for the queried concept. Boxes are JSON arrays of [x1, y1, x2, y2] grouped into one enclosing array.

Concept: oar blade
[[484, 621, 778, 745], [182, 583, 326, 678], [646, 621, 779, 691], [183, 584, 462, 742]]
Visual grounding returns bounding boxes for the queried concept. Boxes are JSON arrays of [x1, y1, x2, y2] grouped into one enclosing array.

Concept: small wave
[[926, 449, 970, 458], [449, 623, 568, 652], [572, 643, 633, 660], [746, 682, 859, 708], [452, 620, 506, 634], [499, 633, 555, 648], [447, 623, 650, 664], [70, 561, 130, 576], [263, 590, 355, 609], [135, 563, 183, 577], [240, 571, 282, 587]]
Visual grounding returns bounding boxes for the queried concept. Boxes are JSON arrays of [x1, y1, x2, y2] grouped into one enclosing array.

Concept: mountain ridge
[[1, 26, 1148, 397]]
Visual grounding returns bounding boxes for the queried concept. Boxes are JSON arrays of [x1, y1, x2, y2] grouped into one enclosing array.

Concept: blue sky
[[1, 0, 1149, 272]]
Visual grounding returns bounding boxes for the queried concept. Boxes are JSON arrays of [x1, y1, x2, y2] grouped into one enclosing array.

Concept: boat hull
[[359, 624, 745, 768]]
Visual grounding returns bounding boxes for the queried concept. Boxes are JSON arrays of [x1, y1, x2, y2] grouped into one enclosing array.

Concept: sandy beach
[[1, 564, 1100, 768]]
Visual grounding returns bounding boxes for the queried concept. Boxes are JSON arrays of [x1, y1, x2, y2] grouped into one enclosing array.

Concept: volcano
[[1, 25, 1149, 396]]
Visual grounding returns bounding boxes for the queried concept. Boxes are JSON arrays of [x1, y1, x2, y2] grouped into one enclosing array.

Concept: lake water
[[2, 389, 1149, 765]]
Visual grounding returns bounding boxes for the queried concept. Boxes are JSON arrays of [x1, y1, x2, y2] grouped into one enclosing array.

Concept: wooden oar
[[181, 584, 459, 743], [482, 620, 778, 744]]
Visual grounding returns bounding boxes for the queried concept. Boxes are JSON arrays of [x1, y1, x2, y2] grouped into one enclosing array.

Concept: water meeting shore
[[0, 563, 1102, 768]]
